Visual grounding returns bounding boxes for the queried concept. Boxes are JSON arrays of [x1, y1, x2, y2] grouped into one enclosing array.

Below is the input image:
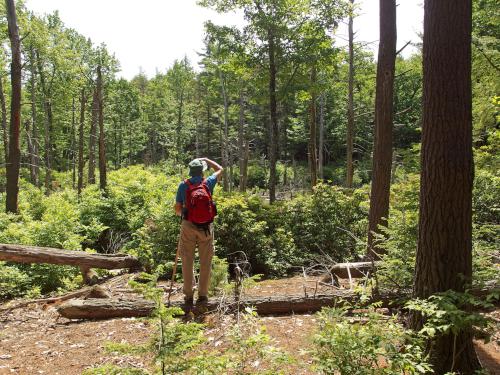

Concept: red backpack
[[184, 178, 216, 225]]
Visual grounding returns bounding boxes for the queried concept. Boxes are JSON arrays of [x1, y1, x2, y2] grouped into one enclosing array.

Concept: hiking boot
[[184, 296, 194, 309], [196, 295, 208, 305]]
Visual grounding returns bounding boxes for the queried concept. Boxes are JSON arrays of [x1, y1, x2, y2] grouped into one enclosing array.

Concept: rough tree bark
[[367, 0, 397, 259], [0, 76, 8, 165], [345, 0, 355, 188], [97, 66, 107, 191], [88, 86, 98, 184], [77, 89, 86, 196], [5, 0, 21, 214], [268, 27, 279, 203], [308, 67, 318, 188], [412, 1, 480, 373]]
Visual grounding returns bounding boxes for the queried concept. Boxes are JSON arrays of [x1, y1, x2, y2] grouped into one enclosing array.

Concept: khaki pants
[[179, 220, 214, 298]]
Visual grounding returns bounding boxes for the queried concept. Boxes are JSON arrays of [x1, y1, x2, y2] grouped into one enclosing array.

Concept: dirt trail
[[0, 276, 498, 374]]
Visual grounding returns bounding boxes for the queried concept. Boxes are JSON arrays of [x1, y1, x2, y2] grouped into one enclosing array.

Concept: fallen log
[[0, 285, 110, 314], [0, 243, 142, 270], [57, 291, 400, 319], [322, 261, 381, 282], [58, 298, 155, 319], [57, 284, 499, 320]]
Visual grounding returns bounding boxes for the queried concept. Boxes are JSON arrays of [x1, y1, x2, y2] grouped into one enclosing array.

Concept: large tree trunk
[[412, 1, 480, 373], [345, 0, 355, 188], [367, 0, 397, 259], [0, 243, 141, 270], [218, 69, 229, 192], [29, 47, 40, 186], [88, 86, 98, 184], [268, 27, 279, 203], [318, 93, 325, 180], [77, 89, 86, 196], [308, 67, 318, 188], [97, 66, 107, 191], [5, 0, 21, 214], [0, 76, 8, 165]]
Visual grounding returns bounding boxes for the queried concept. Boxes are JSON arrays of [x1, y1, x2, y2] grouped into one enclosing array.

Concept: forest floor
[[0, 274, 499, 375]]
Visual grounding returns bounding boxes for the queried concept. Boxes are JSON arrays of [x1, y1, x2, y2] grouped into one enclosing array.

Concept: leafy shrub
[[313, 304, 432, 375], [0, 262, 30, 300], [209, 255, 229, 296], [283, 183, 367, 262], [246, 163, 268, 189]]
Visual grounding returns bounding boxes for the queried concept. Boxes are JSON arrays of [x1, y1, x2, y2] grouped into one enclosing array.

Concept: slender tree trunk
[[0, 76, 8, 165], [218, 69, 229, 192], [206, 105, 211, 157], [88, 86, 98, 184], [346, 0, 355, 188], [268, 27, 279, 203], [77, 89, 85, 196], [24, 120, 36, 184], [367, 0, 397, 258], [36, 51, 53, 193], [29, 47, 40, 186], [308, 67, 318, 188], [412, 1, 479, 373], [238, 90, 246, 192], [97, 66, 106, 191], [318, 93, 325, 180], [5, 0, 21, 214], [175, 90, 184, 164], [128, 118, 132, 166], [71, 97, 76, 188], [242, 138, 249, 191]]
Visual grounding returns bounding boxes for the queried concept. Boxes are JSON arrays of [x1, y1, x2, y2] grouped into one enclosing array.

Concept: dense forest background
[[0, 0, 497, 294]]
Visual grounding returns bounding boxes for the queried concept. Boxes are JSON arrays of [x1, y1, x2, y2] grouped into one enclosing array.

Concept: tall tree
[[412, 1, 480, 373], [28, 47, 40, 186], [36, 50, 54, 192], [77, 88, 85, 195], [318, 93, 325, 180], [308, 66, 318, 187], [345, 0, 355, 188], [97, 65, 107, 190], [88, 86, 98, 184], [5, 0, 21, 213], [366, 0, 397, 258]]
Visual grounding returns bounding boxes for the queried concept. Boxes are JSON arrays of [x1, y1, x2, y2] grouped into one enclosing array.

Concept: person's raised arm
[[200, 157, 224, 182]]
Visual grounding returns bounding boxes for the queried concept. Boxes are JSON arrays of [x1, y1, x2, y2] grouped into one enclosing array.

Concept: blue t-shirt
[[176, 174, 218, 204]]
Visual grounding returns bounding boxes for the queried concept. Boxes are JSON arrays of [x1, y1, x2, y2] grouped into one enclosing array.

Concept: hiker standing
[[174, 158, 223, 307]]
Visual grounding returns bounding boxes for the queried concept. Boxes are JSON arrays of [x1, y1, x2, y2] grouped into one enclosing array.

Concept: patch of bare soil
[[0, 275, 499, 374]]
